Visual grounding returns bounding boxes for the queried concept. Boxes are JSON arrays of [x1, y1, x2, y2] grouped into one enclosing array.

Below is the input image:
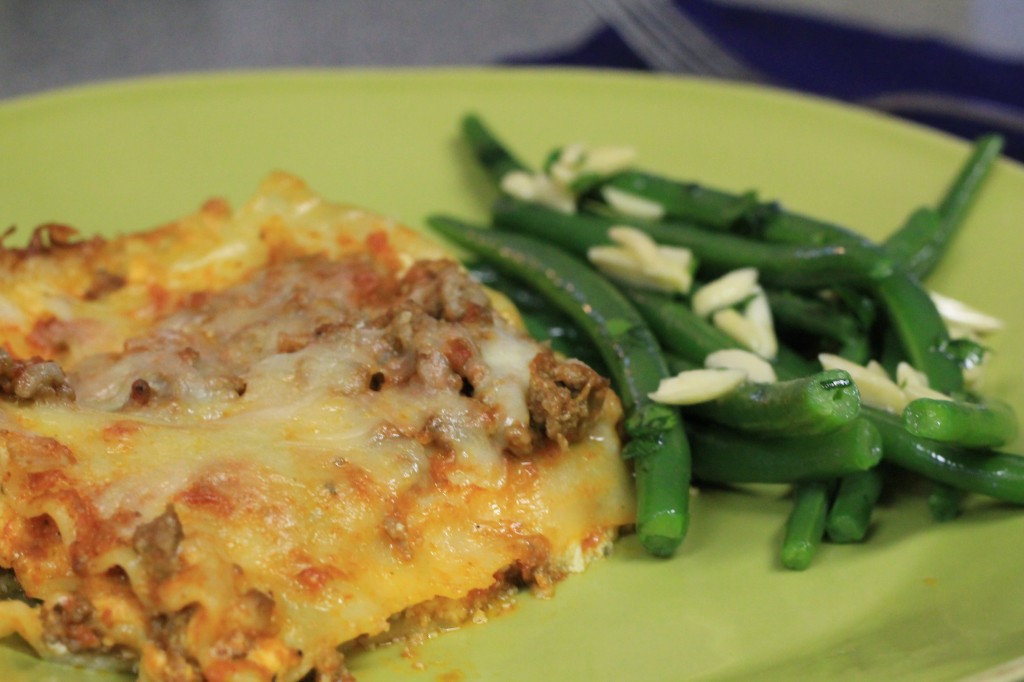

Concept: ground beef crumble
[[0, 348, 75, 402], [526, 349, 610, 450], [132, 506, 184, 582]]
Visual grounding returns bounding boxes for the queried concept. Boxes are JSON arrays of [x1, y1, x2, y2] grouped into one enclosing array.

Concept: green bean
[[826, 469, 883, 543], [627, 288, 745, 362], [593, 169, 872, 253], [943, 337, 989, 376], [766, 289, 870, 363], [937, 135, 1003, 223], [937, 135, 1004, 219], [876, 324, 906, 378], [884, 134, 1004, 279], [598, 170, 762, 229], [428, 214, 691, 557], [903, 397, 1018, 449], [666, 354, 700, 374], [928, 481, 967, 522], [770, 347, 821, 382], [782, 482, 831, 570], [865, 408, 1024, 504], [874, 272, 963, 396], [461, 113, 531, 188], [830, 286, 878, 329], [760, 209, 875, 251], [683, 369, 860, 437], [689, 418, 882, 484], [492, 197, 892, 289], [883, 206, 940, 273]]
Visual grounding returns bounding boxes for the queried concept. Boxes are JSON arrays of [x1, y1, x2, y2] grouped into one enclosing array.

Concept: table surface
[[0, 1, 604, 101]]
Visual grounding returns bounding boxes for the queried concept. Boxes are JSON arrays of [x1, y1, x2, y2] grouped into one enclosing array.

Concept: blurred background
[[2, 0, 1022, 159]]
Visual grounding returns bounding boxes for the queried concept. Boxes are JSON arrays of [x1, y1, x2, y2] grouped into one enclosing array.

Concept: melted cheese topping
[[0, 173, 635, 682]]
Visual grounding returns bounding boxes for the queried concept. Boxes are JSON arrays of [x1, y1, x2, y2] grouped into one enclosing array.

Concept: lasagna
[[0, 173, 635, 681]]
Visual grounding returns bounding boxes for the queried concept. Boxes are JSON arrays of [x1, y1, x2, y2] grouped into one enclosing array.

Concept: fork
[[585, 0, 764, 81]]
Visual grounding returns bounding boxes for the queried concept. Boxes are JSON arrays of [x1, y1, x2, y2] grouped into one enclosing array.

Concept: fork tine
[[622, 1, 714, 73], [627, 0, 761, 79], [586, 0, 763, 81], [587, 0, 699, 72]]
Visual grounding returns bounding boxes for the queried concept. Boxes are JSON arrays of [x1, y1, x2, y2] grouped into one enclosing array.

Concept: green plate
[[2, 69, 1023, 682]]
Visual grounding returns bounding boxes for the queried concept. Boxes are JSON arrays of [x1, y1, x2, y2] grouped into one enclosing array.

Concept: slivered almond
[[819, 353, 909, 414], [601, 186, 666, 219], [691, 268, 759, 318], [649, 368, 747, 405], [705, 349, 777, 384], [588, 226, 693, 294], [930, 290, 1003, 338], [712, 308, 776, 359], [500, 171, 575, 213]]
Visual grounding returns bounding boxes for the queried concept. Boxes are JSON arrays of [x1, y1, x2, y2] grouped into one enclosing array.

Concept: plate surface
[[1, 68, 1023, 682]]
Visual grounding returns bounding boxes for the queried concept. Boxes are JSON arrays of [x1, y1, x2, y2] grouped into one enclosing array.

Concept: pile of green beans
[[430, 113, 1020, 569]]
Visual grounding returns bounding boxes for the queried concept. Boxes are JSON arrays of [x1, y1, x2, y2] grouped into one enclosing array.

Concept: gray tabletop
[[0, 1, 603, 101]]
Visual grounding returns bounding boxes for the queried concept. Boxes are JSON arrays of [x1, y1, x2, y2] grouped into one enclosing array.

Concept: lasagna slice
[[0, 173, 635, 681]]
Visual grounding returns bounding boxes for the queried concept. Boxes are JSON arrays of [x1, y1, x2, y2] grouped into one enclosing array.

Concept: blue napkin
[[509, 0, 1024, 161]]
